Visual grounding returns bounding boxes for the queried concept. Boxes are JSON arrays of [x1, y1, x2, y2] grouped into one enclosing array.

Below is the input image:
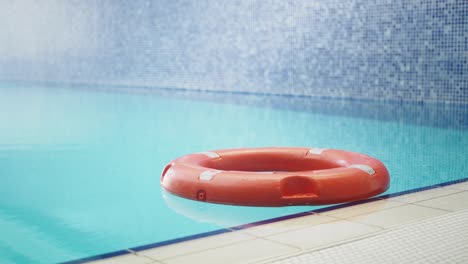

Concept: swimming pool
[[1, 82, 467, 263]]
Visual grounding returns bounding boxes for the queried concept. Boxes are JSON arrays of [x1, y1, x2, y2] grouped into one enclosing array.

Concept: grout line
[[415, 190, 468, 203], [236, 217, 345, 238], [389, 189, 464, 204], [408, 203, 454, 212], [133, 251, 161, 263], [148, 236, 260, 262], [255, 226, 393, 264], [349, 204, 454, 230], [340, 219, 388, 230], [318, 201, 408, 219], [259, 237, 308, 251], [154, 237, 277, 262]]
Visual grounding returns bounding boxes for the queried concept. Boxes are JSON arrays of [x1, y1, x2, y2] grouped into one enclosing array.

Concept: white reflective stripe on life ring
[[198, 151, 221, 158], [348, 164, 375, 175], [199, 170, 221, 181], [308, 148, 326, 155]]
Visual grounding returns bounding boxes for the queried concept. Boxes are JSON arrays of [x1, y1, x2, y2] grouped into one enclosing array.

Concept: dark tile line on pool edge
[[7, 80, 468, 130], [61, 177, 468, 264], [0, 80, 438, 105]]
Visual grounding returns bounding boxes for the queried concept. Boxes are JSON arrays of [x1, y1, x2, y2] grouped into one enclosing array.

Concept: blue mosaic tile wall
[[0, 0, 466, 103]]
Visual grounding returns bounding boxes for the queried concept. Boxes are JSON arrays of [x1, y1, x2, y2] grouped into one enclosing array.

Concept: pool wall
[[0, 0, 466, 103]]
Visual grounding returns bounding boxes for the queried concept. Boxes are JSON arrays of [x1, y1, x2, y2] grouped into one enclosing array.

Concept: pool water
[[1, 83, 467, 263]]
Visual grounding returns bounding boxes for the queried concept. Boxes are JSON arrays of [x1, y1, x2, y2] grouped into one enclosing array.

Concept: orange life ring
[[160, 147, 390, 206]]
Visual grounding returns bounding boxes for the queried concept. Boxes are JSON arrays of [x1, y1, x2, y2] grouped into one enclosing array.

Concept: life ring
[[160, 147, 390, 206]]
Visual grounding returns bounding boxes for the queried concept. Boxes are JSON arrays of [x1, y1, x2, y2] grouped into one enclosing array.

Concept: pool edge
[[61, 176, 468, 264]]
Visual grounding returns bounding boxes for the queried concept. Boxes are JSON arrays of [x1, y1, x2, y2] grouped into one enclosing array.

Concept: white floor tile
[[348, 204, 448, 228], [446, 181, 468, 191], [387, 187, 461, 203], [242, 214, 337, 237], [162, 238, 298, 264], [321, 200, 405, 218], [267, 209, 468, 264], [266, 220, 380, 250], [89, 253, 155, 264], [138, 231, 255, 260], [416, 191, 468, 212]]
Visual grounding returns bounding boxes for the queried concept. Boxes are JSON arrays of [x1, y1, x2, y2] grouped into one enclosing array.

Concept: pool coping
[[61, 176, 468, 264]]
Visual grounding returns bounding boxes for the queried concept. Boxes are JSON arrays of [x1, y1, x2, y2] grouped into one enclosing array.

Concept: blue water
[[1, 83, 467, 263]]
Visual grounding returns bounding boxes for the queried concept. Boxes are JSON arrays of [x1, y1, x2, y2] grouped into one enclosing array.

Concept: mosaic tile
[[0, 0, 466, 104]]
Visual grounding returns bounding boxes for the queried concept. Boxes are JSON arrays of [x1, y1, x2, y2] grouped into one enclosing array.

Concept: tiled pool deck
[[88, 181, 468, 264]]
